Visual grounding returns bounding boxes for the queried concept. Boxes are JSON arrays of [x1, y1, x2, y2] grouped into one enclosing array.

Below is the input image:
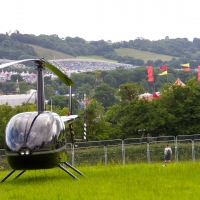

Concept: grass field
[[115, 48, 178, 62], [1, 162, 200, 200], [29, 44, 73, 60], [30, 44, 177, 63]]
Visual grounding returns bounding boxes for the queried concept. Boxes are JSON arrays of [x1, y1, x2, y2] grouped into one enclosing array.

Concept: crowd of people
[[51, 59, 135, 75], [0, 59, 135, 83]]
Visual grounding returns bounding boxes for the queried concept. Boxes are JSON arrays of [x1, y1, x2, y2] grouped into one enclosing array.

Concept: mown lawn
[[1, 162, 200, 200]]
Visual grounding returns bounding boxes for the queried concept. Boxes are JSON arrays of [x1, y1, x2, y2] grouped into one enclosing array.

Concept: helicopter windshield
[[6, 112, 35, 151], [5, 112, 60, 151]]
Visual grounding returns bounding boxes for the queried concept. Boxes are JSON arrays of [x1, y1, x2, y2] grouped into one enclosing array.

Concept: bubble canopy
[[5, 112, 65, 152]]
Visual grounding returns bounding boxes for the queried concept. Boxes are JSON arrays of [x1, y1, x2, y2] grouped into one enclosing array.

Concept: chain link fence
[[1, 134, 200, 169]]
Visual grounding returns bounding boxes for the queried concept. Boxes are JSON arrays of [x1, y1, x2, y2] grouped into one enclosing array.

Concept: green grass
[[29, 44, 74, 60], [30, 43, 178, 63], [115, 48, 178, 62], [1, 162, 200, 199]]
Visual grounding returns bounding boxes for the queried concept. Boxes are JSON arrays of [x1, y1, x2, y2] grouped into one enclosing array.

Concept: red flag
[[198, 66, 200, 81], [182, 68, 190, 72], [147, 66, 154, 82], [159, 66, 168, 71], [153, 92, 160, 98], [84, 98, 90, 104]]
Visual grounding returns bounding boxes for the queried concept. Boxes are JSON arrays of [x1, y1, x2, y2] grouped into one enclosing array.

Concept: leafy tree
[[116, 82, 146, 101], [10, 74, 23, 82], [44, 76, 52, 85], [18, 82, 34, 94], [47, 95, 79, 114], [104, 74, 117, 88], [74, 99, 112, 141], [105, 103, 124, 139], [94, 83, 118, 109], [44, 84, 55, 99], [76, 83, 92, 97], [0, 104, 13, 148]]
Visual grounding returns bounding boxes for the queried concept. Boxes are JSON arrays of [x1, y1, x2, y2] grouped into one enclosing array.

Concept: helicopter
[[0, 58, 85, 182]]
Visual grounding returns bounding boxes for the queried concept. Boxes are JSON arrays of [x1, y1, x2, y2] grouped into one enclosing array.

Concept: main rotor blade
[[0, 58, 74, 86], [0, 59, 41, 69], [45, 61, 74, 86]]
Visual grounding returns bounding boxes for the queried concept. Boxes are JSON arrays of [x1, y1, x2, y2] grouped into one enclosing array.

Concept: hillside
[[28, 44, 74, 60], [29, 44, 176, 63], [115, 48, 178, 62]]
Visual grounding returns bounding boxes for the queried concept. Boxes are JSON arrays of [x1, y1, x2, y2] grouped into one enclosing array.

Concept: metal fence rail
[[1, 134, 200, 169]]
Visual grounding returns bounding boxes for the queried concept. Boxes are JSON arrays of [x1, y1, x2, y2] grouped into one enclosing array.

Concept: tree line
[[1, 66, 198, 96], [1, 32, 200, 67], [0, 66, 200, 148]]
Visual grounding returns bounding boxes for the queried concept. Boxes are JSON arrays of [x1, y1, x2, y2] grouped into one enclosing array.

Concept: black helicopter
[[0, 58, 85, 182]]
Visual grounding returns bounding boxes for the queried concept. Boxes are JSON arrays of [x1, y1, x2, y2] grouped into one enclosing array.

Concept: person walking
[[164, 144, 172, 163]]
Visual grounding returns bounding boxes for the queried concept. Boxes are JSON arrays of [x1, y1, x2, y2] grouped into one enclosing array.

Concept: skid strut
[[1, 169, 15, 182], [1, 170, 27, 183], [58, 164, 79, 179], [64, 162, 86, 177]]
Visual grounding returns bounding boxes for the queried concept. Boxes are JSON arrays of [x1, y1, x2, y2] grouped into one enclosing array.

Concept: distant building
[[0, 89, 37, 107]]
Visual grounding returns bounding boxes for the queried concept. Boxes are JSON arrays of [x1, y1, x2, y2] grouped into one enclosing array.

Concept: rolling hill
[[115, 48, 178, 62], [29, 44, 177, 63], [29, 44, 74, 60]]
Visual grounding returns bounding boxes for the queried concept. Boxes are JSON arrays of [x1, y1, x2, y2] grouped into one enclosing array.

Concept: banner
[[182, 68, 190, 72], [147, 66, 154, 82], [153, 92, 160, 98], [198, 65, 200, 81], [158, 71, 168, 76], [159, 66, 167, 71], [180, 63, 190, 67]]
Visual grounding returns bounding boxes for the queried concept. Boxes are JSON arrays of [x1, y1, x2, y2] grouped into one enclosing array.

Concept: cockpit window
[[6, 113, 30, 151], [6, 112, 62, 152]]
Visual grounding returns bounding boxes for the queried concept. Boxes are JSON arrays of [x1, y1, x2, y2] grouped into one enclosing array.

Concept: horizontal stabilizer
[[61, 115, 79, 123]]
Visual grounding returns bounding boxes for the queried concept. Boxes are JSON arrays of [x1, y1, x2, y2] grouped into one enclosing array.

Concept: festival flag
[[158, 71, 168, 75], [147, 66, 154, 82], [153, 92, 160, 98], [180, 63, 190, 67], [198, 65, 200, 81], [182, 68, 190, 72], [159, 66, 168, 71]]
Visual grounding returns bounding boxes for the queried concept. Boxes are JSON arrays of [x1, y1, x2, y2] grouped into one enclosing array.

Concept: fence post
[[147, 142, 150, 163], [175, 136, 178, 162], [104, 146, 107, 165], [122, 140, 125, 165], [192, 140, 195, 162], [72, 143, 75, 166]]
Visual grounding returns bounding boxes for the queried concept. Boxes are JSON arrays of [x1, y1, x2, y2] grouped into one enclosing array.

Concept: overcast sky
[[1, 0, 199, 42]]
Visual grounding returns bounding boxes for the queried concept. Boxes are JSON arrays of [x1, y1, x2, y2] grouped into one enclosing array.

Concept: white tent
[[0, 90, 37, 107]]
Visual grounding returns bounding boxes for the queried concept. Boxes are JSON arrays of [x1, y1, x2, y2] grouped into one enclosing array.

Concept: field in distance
[[115, 48, 178, 62], [29, 44, 74, 60], [30, 44, 177, 63]]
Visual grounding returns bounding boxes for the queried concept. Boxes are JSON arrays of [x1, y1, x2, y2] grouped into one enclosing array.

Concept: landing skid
[[1, 162, 85, 182], [1, 170, 26, 182], [58, 161, 86, 179]]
